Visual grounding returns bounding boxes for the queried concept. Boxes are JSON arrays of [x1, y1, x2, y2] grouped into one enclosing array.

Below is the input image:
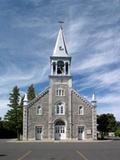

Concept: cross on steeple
[[50, 23, 71, 78], [58, 21, 64, 29], [52, 21, 68, 57]]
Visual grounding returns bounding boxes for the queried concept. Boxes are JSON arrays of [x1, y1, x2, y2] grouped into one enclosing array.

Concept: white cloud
[[73, 52, 118, 73], [0, 0, 120, 122], [98, 93, 120, 104], [74, 67, 120, 92], [0, 99, 9, 109], [66, 18, 90, 54], [96, 69, 120, 87], [97, 105, 120, 121], [0, 62, 49, 119], [0, 63, 49, 88], [0, 99, 9, 119]]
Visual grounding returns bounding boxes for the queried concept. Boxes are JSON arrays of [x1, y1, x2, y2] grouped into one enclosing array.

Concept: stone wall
[[71, 90, 93, 140], [48, 77, 72, 139], [24, 85, 96, 140], [27, 91, 49, 140]]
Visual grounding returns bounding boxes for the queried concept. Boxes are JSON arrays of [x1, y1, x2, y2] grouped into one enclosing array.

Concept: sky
[[0, 0, 120, 121]]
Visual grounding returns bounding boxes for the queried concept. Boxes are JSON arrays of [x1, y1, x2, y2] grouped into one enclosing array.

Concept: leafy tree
[[0, 118, 3, 129], [107, 114, 116, 132], [4, 86, 23, 140], [27, 84, 36, 101], [97, 113, 116, 139], [0, 119, 16, 138], [115, 122, 120, 137]]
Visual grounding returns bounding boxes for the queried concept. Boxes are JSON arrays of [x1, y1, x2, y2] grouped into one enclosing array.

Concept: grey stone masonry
[[71, 89, 93, 140], [23, 85, 97, 141], [23, 88, 49, 140], [48, 76, 72, 140], [23, 105, 28, 140], [92, 103, 97, 140]]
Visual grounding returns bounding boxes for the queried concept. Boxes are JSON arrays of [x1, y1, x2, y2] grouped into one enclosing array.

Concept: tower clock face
[[57, 61, 64, 74]]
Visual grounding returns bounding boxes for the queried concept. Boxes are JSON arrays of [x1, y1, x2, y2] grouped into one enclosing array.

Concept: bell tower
[[48, 23, 72, 140], [49, 23, 72, 87]]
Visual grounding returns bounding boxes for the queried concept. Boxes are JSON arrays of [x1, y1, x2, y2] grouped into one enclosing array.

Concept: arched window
[[65, 62, 69, 74], [56, 88, 65, 96], [53, 62, 56, 74], [36, 106, 42, 115], [55, 102, 65, 115], [79, 106, 84, 115], [57, 61, 64, 74]]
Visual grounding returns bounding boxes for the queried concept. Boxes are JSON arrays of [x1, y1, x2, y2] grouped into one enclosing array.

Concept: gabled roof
[[28, 87, 49, 107], [52, 26, 68, 57], [71, 89, 93, 107]]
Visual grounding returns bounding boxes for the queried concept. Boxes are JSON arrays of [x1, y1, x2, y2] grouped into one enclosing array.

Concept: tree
[[97, 113, 116, 139], [115, 122, 120, 137], [4, 86, 23, 140], [17, 95, 24, 135], [107, 114, 116, 132], [0, 119, 16, 138], [27, 84, 36, 101]]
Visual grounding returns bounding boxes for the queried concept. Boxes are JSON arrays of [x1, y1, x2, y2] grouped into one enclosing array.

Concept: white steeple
[[92, 93, 96, 102], [53, 25, 68, 57], [24, 93, 28, 106], [91, 93, 97, 106], [50, 23, 71, 81]]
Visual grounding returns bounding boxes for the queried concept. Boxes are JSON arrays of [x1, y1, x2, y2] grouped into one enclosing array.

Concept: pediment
[[28, 87, 49, 107], [71, 89, 93, 108]]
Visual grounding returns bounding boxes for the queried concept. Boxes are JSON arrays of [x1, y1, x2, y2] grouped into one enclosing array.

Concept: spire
[[91, 92, 97, 107], [92, 93, 96, 102], [53, 22, 68, 57], [24, 93, 28, 106]]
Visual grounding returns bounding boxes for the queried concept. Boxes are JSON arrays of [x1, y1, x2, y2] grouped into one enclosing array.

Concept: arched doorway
[[54, 120, 66, 140]]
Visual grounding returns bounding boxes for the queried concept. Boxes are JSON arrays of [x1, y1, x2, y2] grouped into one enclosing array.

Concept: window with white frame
[[36, 106, 42, 115], [55, 102, 65, 115], [79, 106, 84, 115], [56, 88, 65, 96]]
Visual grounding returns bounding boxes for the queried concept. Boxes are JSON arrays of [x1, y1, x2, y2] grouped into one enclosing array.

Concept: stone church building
[[23, 26, 97, 141]]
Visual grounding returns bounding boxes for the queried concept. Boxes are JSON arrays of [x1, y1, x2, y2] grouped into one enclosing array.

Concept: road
[[0, 140, 120, 160]]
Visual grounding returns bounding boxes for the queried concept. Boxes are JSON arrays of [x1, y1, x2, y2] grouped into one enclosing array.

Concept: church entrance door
[[54, 120, 66, 140], [35, 126, 42, 140]]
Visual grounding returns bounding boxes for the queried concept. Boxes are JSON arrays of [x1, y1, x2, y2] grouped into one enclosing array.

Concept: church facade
[[23, 26, 97, 141]]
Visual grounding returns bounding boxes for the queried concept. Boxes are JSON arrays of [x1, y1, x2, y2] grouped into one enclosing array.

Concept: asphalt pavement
[[0, 140, 120, 160]]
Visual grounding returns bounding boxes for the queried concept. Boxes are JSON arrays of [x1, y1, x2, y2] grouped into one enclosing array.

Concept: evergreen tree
[[27, 84, 36, 101], [17, 95, 24, 135], [4, 86, 23, 140]]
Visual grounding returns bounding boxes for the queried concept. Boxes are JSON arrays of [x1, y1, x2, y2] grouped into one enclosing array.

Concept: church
[[23, 25, 97, 141]]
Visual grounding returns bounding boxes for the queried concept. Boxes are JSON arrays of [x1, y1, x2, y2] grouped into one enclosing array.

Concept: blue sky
[[0, 0, 120, 121]]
